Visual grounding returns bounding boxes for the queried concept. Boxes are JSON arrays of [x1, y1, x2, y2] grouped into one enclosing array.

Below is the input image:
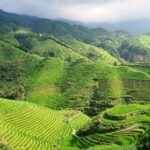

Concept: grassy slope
[[0, 40, 69, 107], [1, 38, 150, 110], [14, 32, 119, 65], [0, 40, 43, 100], [0, 40, 43, 82], [63, 61, 150, 112], [53, 36, 119, 64], [0, 33, 119, 109], [26, 58, 68, 107], [0, 98, 90, 149]]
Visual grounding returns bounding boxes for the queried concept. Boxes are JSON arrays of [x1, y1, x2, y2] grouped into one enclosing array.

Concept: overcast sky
[[0, 0, 150, 23]]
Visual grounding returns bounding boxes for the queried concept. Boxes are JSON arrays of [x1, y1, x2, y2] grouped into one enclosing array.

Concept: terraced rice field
[[0, 99, 149, 150], [0, 98, 90, 150], [62, 104, 150, 150]]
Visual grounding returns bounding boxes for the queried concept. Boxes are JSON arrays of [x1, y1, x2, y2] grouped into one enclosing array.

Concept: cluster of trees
[[0, 61, 26, 100], [138, 131, 150, 150]]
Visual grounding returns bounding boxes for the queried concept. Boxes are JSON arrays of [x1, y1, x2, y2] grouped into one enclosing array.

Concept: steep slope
[[0, 40, 70, 108], [14, 32, 119, 64], [0, 40, 42, 100], [92, 30, 131, 58], [1, 8, 150, 150]]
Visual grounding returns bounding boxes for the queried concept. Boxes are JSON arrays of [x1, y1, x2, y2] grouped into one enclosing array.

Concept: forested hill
[[1, 9, 150, 63], [0, 9, 108, 43]]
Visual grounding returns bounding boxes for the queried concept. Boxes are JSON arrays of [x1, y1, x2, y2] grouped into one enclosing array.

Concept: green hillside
[[1, 9, 150, 63], [0, 32, 122, 110], [0, 9, 150, 150], [1, 36, 150, 115], [0, 40, 42, 99], [14, 32, 119, 64]]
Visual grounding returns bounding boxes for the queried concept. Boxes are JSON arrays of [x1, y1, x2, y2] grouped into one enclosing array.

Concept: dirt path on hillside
[[68, 113, 81, 122]]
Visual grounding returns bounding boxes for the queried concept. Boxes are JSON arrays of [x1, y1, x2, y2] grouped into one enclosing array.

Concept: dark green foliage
[[0, 61, 26, 100], [0, 143, 9, 150], [15, 34, 36, 52], [138, 130, 150, 150]]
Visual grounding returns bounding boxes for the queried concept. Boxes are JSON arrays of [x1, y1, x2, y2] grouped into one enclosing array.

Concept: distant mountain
[[86, 19, 150, 35]]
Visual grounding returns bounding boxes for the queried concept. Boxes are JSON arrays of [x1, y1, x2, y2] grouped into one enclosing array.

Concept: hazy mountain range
[[85, 19, 150, 35]]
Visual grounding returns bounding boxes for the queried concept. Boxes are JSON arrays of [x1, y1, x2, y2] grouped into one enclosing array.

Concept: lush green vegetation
[[0, 9, 150, 150], [1, 11, 150, 114]]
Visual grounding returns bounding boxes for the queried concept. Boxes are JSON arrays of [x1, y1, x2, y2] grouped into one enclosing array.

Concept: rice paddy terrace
[[62, 104, 150, 150], [0, 98, 90, 150]]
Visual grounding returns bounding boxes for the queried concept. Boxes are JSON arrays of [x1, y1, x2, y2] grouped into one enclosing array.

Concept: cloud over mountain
[[0, 0, 150, 22]]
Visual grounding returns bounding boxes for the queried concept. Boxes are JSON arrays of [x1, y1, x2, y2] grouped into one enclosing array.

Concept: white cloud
[[0, 0, 150, 22]]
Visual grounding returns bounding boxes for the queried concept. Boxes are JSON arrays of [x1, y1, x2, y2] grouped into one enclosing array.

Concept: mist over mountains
[[1, 8, 150, 35], [85, 19, 150, 35]]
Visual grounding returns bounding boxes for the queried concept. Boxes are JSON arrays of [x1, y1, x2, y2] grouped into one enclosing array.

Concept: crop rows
[[0, 98, 90, 149]]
